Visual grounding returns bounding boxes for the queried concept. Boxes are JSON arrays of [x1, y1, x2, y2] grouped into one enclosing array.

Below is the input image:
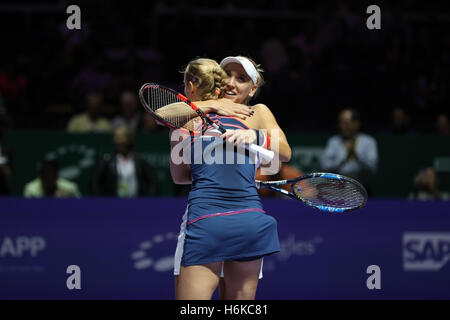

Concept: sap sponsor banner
[[403, 232, 450, 272], [0, 198, 449, 299]]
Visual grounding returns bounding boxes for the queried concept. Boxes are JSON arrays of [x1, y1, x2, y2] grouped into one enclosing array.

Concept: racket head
[[290, 173, 368, 213], [138, 82, 206, 134]]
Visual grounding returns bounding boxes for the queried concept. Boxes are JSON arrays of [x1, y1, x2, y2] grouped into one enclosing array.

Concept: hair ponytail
[[184, 58, 227, 101]]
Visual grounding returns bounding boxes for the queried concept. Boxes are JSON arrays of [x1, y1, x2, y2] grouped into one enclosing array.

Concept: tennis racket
[[256, 172, 368, 213], [138, 82, 275, 162]]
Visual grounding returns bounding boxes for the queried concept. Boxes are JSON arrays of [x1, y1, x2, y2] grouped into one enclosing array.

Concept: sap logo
[[131, 232, 177, 272], [0, 236, 46, 257], [403, 232, 450, 271]]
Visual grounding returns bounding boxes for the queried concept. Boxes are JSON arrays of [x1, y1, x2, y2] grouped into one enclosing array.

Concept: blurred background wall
[[0, 0, 449, 198]]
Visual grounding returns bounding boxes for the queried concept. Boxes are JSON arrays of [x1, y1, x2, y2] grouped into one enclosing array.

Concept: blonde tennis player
[[172, 57, 291, 300]]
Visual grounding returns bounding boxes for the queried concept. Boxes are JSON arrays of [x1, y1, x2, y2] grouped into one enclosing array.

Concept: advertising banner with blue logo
[[0, 198, 449, 299]]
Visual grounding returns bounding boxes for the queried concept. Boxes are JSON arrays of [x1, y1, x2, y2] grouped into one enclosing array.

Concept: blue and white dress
[[173, 114, 279, 272]]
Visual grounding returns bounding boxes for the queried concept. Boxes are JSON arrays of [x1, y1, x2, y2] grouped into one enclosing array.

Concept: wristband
[[252, 129, 260, 145]]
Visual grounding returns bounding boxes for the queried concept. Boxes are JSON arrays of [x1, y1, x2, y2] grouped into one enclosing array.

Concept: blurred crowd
[[0, 0, 449, 133], [2, 104, 447, 201], [0, 0, 449, 199]]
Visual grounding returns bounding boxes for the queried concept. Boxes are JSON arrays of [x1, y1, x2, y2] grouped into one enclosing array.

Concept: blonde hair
[[183, 58, 228, 101]]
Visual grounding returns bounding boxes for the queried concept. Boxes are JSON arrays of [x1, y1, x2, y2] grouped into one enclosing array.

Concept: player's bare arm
[[253, 103, 292, 163]]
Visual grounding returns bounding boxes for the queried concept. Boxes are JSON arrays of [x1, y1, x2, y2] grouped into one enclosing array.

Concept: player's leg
[[176, 262, 222, 300], [222, 258, 262, 300], [174, 275, 179, 295], [219, 258, 263, 299]]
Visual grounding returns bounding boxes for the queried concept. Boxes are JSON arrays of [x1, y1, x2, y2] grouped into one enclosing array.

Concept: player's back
[[188, 114, 262, 213]]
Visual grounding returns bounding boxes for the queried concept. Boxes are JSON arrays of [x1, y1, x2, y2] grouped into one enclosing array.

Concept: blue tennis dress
[[175, 114, 280, 268]]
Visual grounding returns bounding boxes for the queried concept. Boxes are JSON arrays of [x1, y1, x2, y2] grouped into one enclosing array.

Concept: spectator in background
[[111, 91, 141, 132], [23, 159, 81, 198], [0, 105, 12, 195], [92, 125, 159, 197], [435, 113, 449, 136], [321, 108, 378, 195], [67, 92, 112, 133], [408, 167, 449, 201]]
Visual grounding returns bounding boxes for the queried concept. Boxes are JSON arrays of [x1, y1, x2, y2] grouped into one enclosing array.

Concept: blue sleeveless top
[[187, 114, 263, 221]]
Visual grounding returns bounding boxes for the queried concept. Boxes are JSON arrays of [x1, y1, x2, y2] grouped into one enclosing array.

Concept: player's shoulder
[[252, 103, 271, 113], [252, 104, 275, 121]]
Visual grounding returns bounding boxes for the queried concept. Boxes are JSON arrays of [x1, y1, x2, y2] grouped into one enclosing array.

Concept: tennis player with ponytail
[[171, 57, 291, 300]]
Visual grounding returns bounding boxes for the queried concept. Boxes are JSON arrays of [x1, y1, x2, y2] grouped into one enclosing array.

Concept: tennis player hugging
[[170, 56, 292, 300]]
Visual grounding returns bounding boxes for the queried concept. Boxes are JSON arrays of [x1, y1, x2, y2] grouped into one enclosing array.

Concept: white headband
[[219, 56, 259, 85]]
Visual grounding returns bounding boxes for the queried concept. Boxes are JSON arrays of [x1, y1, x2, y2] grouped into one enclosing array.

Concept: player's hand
[[221, 129, 257, 146]]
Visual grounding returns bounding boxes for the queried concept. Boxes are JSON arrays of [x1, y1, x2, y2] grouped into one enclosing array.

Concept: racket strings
[[142, 85, 200, 131], [293, 177, 366, 209]]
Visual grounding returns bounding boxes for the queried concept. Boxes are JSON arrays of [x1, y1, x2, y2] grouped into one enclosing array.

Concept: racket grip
[[248, 144, 275, 162], [211, 122, 226, 134]]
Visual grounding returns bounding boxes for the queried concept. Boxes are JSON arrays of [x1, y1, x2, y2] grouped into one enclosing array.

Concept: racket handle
[[248, 144, 275, 162], [206, 117, 273, 161], [210, 121, 227, 134]]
